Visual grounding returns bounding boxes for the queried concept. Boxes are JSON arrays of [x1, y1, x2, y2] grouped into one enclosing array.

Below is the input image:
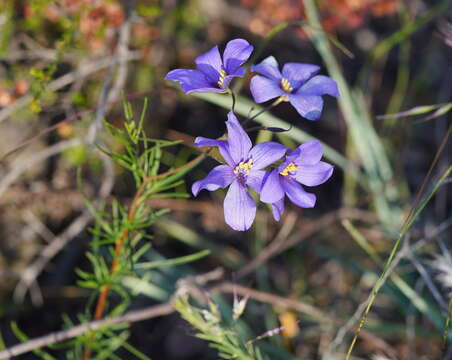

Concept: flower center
[[234, 159, 253, 175], [217, 69, 227, 87], [280, 78, 293, 93], [279, 162, 297, 176]]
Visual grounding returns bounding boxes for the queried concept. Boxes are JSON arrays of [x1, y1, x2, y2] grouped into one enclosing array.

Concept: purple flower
[[165, 39, 253, 94], [260, 140, 333, 221], [192, 112, 287, 231], [250, 56, 339, 120]]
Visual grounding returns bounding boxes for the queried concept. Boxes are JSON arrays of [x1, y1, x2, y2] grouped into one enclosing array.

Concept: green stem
[[443, 297, 452, 355], [242, 97, 284, 126]]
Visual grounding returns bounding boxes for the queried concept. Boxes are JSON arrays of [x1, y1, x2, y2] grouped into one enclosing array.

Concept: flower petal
[[299, 75, 339, 97], [282, 178, 316, 208], [196, 64, 220, 84], [271, 198, 285, 221], [225, 111, 252, 164], [260, 169, 284, 203], [251, 56, 282, 80], [195, 45, 222, 74], [194, 137, 223, 148], [281, 63, 320, 89], [288, 140, 323, 166], [224, 180, 256, 231], [294, 162, 334, 186], [223, 39, 253, 74], [194, 137, 234, 166], [288, 93, 324, 120], [165, 69, 222, 94], [250, 75, 285, 103], [192, 165, 234, 196], [228, 66, 246, 77], [246, 169, 266, 193], [249, 141, 288, 170]]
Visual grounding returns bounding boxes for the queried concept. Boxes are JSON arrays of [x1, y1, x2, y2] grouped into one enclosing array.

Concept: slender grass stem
[[229, 89, 236, 112], [443, 297, 452, 355], [345, 165, 452, 360], [242, 97, 284, 126]]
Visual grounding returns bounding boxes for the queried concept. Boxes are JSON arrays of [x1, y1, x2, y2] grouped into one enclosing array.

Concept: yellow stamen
[[234, 159, 253, 175], [279, 162, 297, 176], [281, 78, 293, 93], [218, 70, 227, 87]]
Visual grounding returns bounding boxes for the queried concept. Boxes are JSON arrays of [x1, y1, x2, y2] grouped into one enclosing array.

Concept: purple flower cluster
[[165, 38, 338, 231], [192, 112, 332, 231], [165, 38, 339, 121], [192, 112, 288, 230]]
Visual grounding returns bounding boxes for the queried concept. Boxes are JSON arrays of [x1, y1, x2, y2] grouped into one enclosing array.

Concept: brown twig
[[0, 53, 140, 125], [238, 208, 377, 278], [214, 282, 330, 322], [0, 303, 174, 360], [0, 89, 161, 163], [0, 138, 83, 198], [13, 155, 114, 304], [0, 273, 397, 359]]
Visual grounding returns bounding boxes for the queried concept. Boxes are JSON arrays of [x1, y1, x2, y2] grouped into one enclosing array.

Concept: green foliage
[[378, 102, 452, 123], [60, 99, 208, 358], [174, 294, 269, 360], [0, 2, 13, 56], [28, 20, 73, 113]]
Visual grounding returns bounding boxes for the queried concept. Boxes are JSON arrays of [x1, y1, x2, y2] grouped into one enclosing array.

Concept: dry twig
[[0, 269, 396, 359], [13, 155, 114, 303], [0, 52, 140, 124]]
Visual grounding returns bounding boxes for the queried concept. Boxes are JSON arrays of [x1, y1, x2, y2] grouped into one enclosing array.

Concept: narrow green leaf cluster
[[70, 99, 205, 358], [174, 295, 269, 360]]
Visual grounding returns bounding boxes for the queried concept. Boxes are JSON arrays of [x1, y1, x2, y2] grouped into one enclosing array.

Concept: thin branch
[[0, 274, 396, 359], [214, 282, 330, 322], [22, 210, 56, 244], [237, 208, 376, 279], [0, 138, 82, 198], [88, 1, 133, 143], [0, 89, 159, 162], [2, 267, 226, 360], [13, 155, 114, 303], [237, 211, 298, 278], [0, 303, 174, 360]]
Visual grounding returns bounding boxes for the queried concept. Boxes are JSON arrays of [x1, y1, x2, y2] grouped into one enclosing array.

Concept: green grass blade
[[136, 250, 210, 270], [344, 165, 452, 359], [194, 92, 362, 183], [371, 0, 452, 61], [303, 0, 403, 231]]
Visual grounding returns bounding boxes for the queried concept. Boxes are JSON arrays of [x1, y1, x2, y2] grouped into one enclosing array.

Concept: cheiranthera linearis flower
[[165, 39, 253, 94], [250, 56, 339, 120], [260, 140, 333, 221], [192, 112, 287, 231]]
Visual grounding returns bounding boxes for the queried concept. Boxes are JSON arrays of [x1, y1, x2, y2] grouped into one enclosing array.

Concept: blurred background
[[0, 0, 451, 359]]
